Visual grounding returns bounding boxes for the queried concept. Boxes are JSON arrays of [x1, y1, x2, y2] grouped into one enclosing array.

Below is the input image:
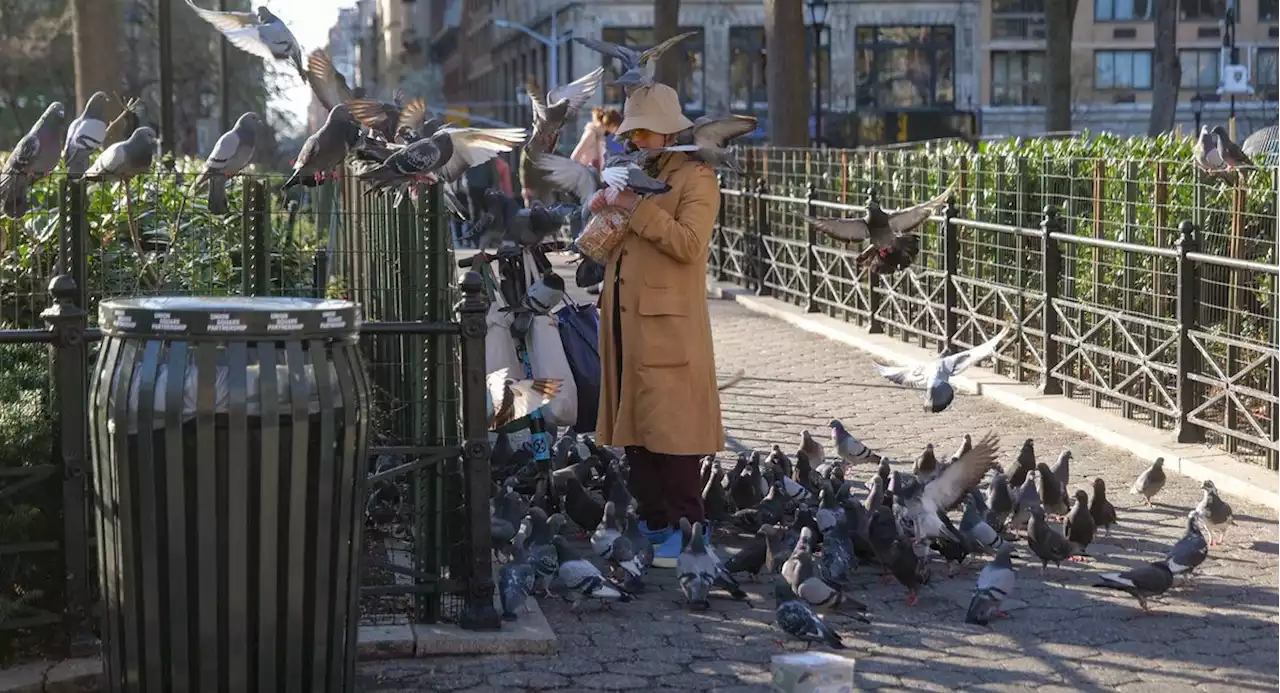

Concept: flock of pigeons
[[482, 412, 1238, 649]]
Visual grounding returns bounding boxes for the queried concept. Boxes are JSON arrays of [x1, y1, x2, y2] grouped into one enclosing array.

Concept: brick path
[[369, 273, 1280, 692]]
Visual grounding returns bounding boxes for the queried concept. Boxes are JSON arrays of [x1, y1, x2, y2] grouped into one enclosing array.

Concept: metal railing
[[712, 145, 1279, 470]]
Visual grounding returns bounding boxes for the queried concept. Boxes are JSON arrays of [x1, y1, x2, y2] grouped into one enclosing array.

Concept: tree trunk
[[764, 0, 807, 146], [652, 0, 682, 91], [71, 0, 120, 117], [1147, 0, 1181, 135], [1043, 0, 1078, 133]]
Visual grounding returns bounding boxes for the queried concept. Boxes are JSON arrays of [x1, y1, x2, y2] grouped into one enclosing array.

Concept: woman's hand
[[612, 189, 639, 211], [587, 189, 613, 214]]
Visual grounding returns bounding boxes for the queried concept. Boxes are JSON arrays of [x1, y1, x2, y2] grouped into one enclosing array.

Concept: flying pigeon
[[1089, 477, 1118, 537], [533, 152, 671, 218], [829, 419, 877, 465], [806, 184, 955, 274], [1129, 457, 1166, 506], [662, 114, 759, 174], [1092, 561, 1174, 613], [305, 48, 356, 112], [486, 368, 562, 431], [964, 543, 1016, 626], [574, 31, 700, 90], [1195, 480, 1234, 545], [84, 126, 157, 182], [525, 68, 604, 155], [1165, 511, 1209, 578], [893, 431, 1001, 543], [190, 111, 260, 214], [773, 581, 846, 649], [62, 92, 111, 178], [549, 535, 634, 610], [348, 91, 428, 143], [184, 1, 305, 79], [283, 104, 360, 189], [871, 328, 1009, 412], [0, 101, 67, 218], [358, 126, 527, 192], [466, 191, 574, 249]]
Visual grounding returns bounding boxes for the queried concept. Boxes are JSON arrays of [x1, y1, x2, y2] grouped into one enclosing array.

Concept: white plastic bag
[[482, 260, 524, 379], [522, 251, 578, 427]]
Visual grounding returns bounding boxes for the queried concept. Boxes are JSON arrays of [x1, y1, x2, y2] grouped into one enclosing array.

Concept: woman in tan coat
[[587, 83, 724, 562]]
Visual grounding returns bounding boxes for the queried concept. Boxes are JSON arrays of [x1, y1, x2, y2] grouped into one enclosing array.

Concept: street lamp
[[494, 16, 575, 91], [1191, 93, 1204, 132], [807, 0, 829, 146]]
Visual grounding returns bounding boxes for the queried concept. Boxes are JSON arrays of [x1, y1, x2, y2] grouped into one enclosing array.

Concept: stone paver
[[360, 289, 1279, 692]]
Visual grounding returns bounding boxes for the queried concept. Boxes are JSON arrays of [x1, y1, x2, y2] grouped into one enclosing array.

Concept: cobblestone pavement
[[360, 289, 1280, 693]]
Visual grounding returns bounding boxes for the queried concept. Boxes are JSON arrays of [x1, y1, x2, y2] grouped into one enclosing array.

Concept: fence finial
[[47, 274, 79, 304], [1175, 220, 1197, 250]]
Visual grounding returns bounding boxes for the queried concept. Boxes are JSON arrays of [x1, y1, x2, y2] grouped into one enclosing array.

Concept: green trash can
[[89, 296, 371, 693]]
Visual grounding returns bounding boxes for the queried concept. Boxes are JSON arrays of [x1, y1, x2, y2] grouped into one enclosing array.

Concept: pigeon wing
[[1218, 134, 1255, 167], [185, 1, 279, 61], [433, 128, 527, 182], [871, 358, 931, 389], [306, 49, 356, 112], [348, 98, 396, 131], [941, 327, 1009, 376], [525, 75, 549, 122], [3, 134, 40, 174], [921, 432, 1001, 515], [693, 115, 758, 149], [639, 30, 699, 66], [204, 130, 242, 170], [887, 184, 955, 235], [547, 67, 605, 119], [809, 217, 871, 242], [397, 97, 427, 132], [573, 37, 639, 69], [64, 117, 107, 160], [533, 153, 601, 203]]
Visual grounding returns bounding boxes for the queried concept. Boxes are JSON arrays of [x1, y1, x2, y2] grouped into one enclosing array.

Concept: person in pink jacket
[[570, 107, 623, 171]]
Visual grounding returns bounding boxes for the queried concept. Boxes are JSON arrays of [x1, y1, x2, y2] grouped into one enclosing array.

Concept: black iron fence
[[713, 145, 1278, 470], [0, 168, 498, 662]]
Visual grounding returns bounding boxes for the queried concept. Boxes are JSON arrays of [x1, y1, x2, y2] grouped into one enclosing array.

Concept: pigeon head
[[236, 111, 262, 129], [1200, 479, 1218, 493], [1092, 477, 1107, 497], [84, 92, 110, 116], [1210, 125, 1231, 141], [924, 381, 954, 413], [992, 543, 1016, 567], [1152, 457, 1164, 470], [256, 6, 278, 22], [132, 126, 158, 145], [1186, 510, 1206, 535], [1073, 489, 1088, 506], [798, 526, 816, 550], [1198, 125, 1217, 148]]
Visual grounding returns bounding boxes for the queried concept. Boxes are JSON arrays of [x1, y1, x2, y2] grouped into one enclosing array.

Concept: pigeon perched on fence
[[190, 111, 260, 214], [305, 48, 356, 113], [870, 328, 1009, 413], [574, 31, 699, 90], [283, 104, 361, 189], [662, 114, 758, 174], [0, 101, 66, 218], [1211, 125, 1254, 173], [525, 68, 604, 155], [806, 185, 955, 274], [84, 126, 157, 182], [184, 0, 305, 79], [62, 92, 110, 179]]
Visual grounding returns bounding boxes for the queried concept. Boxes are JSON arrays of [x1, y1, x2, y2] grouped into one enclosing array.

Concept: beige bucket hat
[[616, 83, 694, 135]]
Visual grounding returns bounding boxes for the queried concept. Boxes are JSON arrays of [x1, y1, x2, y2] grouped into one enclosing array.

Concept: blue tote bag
[[555, 300, 601, 433]]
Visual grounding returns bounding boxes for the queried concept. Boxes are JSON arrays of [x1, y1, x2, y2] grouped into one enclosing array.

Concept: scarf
[[643, 151, 677, 179]]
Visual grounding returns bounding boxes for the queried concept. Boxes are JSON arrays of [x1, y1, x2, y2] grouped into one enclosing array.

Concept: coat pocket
[[636, 289, 690, 367]]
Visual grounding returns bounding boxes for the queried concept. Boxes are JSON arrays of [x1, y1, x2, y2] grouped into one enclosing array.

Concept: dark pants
[[624, 446, 706, 530]]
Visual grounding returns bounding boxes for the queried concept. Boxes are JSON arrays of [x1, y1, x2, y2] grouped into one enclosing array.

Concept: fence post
[[456, 271, 500, 631], [1039, 206, 1063, 396], [715, 174, 727, 282], [40, 274, 96, 656], [754, 178, 769, 296], [941, 196, 960, 353], [866, 188, 884, 334], [804, 181, 817, 313], [253, 181, 270, 295], [1174, 221, 1206, 444]]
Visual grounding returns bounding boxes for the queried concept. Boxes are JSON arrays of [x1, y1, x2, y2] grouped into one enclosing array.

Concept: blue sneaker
[[637, 520, 673, 544]]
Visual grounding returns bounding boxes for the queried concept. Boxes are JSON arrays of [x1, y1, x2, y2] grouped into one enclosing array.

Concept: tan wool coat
[[595, 152, 725, 455]]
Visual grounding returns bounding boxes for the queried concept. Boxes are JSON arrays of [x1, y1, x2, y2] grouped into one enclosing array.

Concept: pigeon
[[1165, 511, 1209, 577], [674, 518, 717, 608], [574, 31, 700, 90], [814, 485, 842, 533], [485, 368, 562, 430], [84, 126, 156, 182], [1092, 561, 1174, 613], [1088, 477, 1118, 537], [948, 434, 972, 464], [304, 49, 356, 112], [1062, 490, 1095, 560], [783, 528, 869, 618], [766, 445, 794, 480], [283, 104, 360, 189], [189, 111, 260, 214], [1, 101, 67, 217], [893, 431, 1001, 543], [1010, 473, 1046, 536], [819, 515, 859, 589], [928, 512, 973, 576], [1026, 506, 1077, 573], [467, 190, 574, 249], [1050, 450, 1071, 488], [184, 0, 304, 79], [799, 430, 826, 468], [359, 126, 527, 192], [621, 507, 655, 575], [346, 91, 422, 142], [661, 114, 758, 174], [960, 492, 1007, 554], [773, 581, 846, 649], [733, 480, 788, 534], [1193, 125, 1227, 173], [964, 543, 1016, 626], [533, 152, 671, 218], [728, 453, 762, 511], [829, 419, 877, 465], [549, 536, 634, 610], [1005, 438, 1037, 489], [703, 467, 732, 523], [984, 470, 1013, 530], [523, 508, 564, 589], [1129, 457, 1166, 505], [888, 535, 931, 605], [498, 521, 537, 620], [871, 328, 1008, 413], [560, 475, 604, 536], [1195, 480, 1234, 545], [592, 501, 643, 583], [723, 531, 768, 581], [806, 185, 954, 274], [1036, 462, 1070, 518], [1211, 125, 1254, 173], [62, 92, 110, 178], [525, 68, 605, 155], [913, 444, 938, 481]]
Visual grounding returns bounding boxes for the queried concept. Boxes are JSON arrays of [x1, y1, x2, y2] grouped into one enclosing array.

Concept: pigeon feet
[[879, 574, 895, 585], [905, 592, 919, 607], [1068, 555, 1091, 562], [995, 610, 1010, 619]]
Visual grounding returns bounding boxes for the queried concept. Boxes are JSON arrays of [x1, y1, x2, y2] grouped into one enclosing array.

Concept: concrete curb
[[707, 279, 1280, 511]]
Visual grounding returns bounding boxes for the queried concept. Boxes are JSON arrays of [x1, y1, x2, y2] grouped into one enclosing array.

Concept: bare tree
[[651, 0, 681, 90], [0, 0, 75, 141], [71, 0, 121, 116], [1148, 0, 1181, 135], [764, 0, 807, 146], [1043, 0, 1078, 133]]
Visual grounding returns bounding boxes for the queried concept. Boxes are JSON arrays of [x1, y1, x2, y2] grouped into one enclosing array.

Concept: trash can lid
[[99, 296, 362, 339]]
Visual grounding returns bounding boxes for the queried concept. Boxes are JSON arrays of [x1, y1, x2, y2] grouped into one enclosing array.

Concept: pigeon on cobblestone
[[894, 431, 1001, 543], [913, 444, 938, 481], [888, 534, 931, 606], [1006, 438, 1037, 489], [766, 445, 794, 479], [965, 543, 1016, 626], [1037, 462, 1070, 518], [1195, 480, 1234, 545], [84, 126, 156, 182], [1089, 477, 1118, 537], [1092, 560, 1174, 613], [592, 501, 643, 584], [523, 508, 563, 590], [550, 535, 634, 610], [62, 92, 110, 178], [1027, 506, 1077, 573], [190, 111, 260, 214], [806, 185, 954, 274], [984, 470, 1014, 531], [1063, 490, 1095, 560], [1050, 450, 1071, 488], [872, 329, 1008, 413], [1129, 457, 1166, 505], [1165, 511, 1209, 578], [1008, 473, 1042, 534], [560, 476, 604, 537], [575, 31, 700, 90], [621, 507, 655, 578], [677, 519, 716, 609], [960, 491, 1008, 555], [499, 521, 537, 620], [724, 531, 768, 581], [1, 101, 66, 218], [819, 515, 859, 589], [773, 581, 846, 649], [830, 419, 878, 464], [783, 528, 869, 617], [185, 1, 305, 79], [800, 430, 827, 468]]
